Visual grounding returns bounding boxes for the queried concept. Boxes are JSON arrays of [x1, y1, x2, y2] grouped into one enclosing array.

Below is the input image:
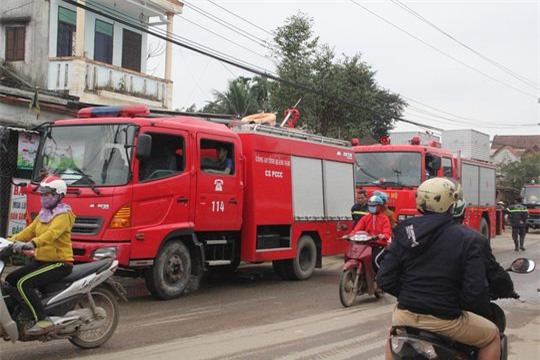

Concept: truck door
[[131, 130, 191, 256], [196, 136, 242, 231]]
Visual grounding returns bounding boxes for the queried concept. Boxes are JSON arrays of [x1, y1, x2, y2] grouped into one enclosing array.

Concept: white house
[[0, 0, 182, 110]]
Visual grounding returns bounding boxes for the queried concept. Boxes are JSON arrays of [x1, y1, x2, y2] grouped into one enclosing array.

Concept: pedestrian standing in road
[[506, 197, 529, 251], [351, 189, 369, 226]]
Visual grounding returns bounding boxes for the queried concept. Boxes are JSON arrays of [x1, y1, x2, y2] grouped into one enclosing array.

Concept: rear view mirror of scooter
[[508, 258, 535, 274]]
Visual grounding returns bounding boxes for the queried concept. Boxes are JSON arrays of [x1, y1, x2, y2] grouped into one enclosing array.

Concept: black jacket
[[376, 213, 489, 319], [351, 203, 369, 226], [506, 204, 528, 228]]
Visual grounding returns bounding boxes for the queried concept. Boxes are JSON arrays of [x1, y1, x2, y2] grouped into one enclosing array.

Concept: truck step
[[206, 260, 232, 266], [206, 239, 228, 245]]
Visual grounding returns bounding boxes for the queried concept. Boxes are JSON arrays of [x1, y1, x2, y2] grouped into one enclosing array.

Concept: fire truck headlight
[[93, 246, 117, 260]]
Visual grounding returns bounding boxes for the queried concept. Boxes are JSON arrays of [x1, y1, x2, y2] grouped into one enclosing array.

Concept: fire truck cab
[[26, 106, 354, 299]]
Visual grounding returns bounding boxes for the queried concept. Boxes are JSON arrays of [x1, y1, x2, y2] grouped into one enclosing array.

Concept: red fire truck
[[352, 136, 503, 239], [521, 183, 540, 231], [24, 106, 354, 299]]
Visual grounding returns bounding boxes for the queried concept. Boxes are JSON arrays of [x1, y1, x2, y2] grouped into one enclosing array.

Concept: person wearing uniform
[[7, 176, 76, 336], [376, 177, 500, 360], [351, 189, 369, 226], [506, 197, 529, 251]]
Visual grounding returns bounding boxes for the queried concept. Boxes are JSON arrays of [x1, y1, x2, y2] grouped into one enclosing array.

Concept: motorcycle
[[0, 237, 125, 348], [388, 257, 536, 360], [339, 231, 383, 307]]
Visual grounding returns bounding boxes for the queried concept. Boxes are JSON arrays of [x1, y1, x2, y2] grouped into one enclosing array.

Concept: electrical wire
[[391, 0, 539, 89], [206, 0, 275, 38], [349, 0, 538, 99], [177, 15, 271, 61], [183, 1, 274, 51], [64, 0, 526, 133], [85, 0, 273, 74]]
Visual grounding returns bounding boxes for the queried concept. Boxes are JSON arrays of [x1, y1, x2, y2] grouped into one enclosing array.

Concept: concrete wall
[[0, 0, 51, 88], [48, 0, 148, 72]]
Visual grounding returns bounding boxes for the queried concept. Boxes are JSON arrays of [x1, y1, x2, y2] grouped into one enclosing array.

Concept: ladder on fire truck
[[232, 124, 351, 147]]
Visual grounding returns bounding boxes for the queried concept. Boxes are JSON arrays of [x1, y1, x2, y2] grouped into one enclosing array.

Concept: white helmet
[[38, 176, 67, 195], [416, 177, 460, 214]]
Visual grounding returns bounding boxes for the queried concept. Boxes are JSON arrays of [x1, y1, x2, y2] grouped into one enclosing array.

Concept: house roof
[[491, 145, 522, 158], [491, 135, 540, 150]]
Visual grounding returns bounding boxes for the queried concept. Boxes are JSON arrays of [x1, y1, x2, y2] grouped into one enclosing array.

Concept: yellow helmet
[[416, 177, 460, 214]]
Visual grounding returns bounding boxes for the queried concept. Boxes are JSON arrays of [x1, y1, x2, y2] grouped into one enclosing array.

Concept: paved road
[[1, 231, 539, 360]]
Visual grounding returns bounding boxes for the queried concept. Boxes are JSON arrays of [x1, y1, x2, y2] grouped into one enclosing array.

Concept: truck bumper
[[72, 241, 131, 266], [527, 218, 540, 229]]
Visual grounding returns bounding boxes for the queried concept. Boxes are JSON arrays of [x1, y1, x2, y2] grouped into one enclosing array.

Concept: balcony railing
[[48, 57, 170, 107]]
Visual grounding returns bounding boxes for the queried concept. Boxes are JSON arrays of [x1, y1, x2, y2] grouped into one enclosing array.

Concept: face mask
[[41, 194, 61, 209], [368, 206, 378, 214]]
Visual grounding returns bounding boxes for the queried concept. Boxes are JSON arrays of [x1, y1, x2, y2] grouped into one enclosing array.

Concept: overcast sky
[[149, 0, 540, 139]]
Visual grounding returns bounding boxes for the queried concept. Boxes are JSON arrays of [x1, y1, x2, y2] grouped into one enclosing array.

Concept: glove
[[12, 241, 26, 254], [22, 241, 35, 251]]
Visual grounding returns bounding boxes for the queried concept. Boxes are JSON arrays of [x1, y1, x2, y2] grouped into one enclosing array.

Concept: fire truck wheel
[[283, 235, 317, 280], [145, 241, 192, 300], [480, 218, 490, 241]]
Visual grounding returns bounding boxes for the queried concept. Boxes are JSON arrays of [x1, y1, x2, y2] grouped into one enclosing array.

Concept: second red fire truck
[[352, 135, 504, 239], [25, 106, 355, 299]]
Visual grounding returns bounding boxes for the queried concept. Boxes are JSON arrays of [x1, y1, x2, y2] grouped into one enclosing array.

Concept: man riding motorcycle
[[6, 176, 75, 336], [376, 177, 500, 360]]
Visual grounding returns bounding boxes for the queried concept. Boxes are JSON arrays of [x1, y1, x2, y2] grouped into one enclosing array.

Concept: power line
[[183, 1, 274, 51], [206, 0, 275, 38], [349, 0, 538, 99], [177, 15, 271, 61], [63, 0, 480, 134], [85, 0, 273, 74], [391, 0, 539, 90], [406, 107, 537, 129]]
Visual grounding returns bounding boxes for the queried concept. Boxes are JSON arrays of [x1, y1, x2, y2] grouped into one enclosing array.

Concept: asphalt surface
[[1, 230, 539, 360]]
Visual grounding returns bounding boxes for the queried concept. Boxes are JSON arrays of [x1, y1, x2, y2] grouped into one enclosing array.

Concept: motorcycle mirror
[[509, 258, 536, 273]]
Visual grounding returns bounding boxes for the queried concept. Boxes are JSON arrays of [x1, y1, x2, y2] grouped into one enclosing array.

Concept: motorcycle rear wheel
[[69, 286, 119, 349], [339, 269, 362, 307]]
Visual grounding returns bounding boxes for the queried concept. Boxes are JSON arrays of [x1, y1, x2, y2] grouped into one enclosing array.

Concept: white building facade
[[0, 0, 182, 109]]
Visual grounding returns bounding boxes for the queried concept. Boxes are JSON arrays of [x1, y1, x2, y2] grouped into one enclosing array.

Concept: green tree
[[201, 76, 270, 117], [269, 13, 405, 139], [498, 152, 540, 202]]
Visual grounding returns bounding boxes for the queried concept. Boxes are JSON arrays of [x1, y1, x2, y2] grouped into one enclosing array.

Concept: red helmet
[[38, 176, 67, 195]]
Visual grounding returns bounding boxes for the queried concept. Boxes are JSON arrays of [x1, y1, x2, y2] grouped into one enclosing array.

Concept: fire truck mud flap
[[273, 235, 317, 281]]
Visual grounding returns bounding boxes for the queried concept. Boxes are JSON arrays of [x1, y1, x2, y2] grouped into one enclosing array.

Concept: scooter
[[0, 237, 125, 348], [388, 258, 536, 360], [339, 231, 383, 307]]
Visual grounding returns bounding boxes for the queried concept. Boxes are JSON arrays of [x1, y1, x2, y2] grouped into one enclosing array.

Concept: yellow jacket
[[9, 211, 76, 262]]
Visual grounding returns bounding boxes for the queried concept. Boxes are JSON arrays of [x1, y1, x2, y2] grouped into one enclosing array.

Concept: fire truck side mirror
[[136, 134, 152, 160], [431, 157, 441, 171]]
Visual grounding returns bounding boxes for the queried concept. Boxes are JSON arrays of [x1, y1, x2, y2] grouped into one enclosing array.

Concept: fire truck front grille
[[73, 248, 86, 256], [72, 217, 103, 236]]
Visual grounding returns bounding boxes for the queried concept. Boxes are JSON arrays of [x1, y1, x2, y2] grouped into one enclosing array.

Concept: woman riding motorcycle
[[7, 176, 75, 336], [352, 195, 392, 273]]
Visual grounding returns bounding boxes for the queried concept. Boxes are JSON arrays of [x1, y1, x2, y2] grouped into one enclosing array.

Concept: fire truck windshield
[[354, 152, 422, 187], [34, 124, 136, 187], [521, 187, 540, 205]]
